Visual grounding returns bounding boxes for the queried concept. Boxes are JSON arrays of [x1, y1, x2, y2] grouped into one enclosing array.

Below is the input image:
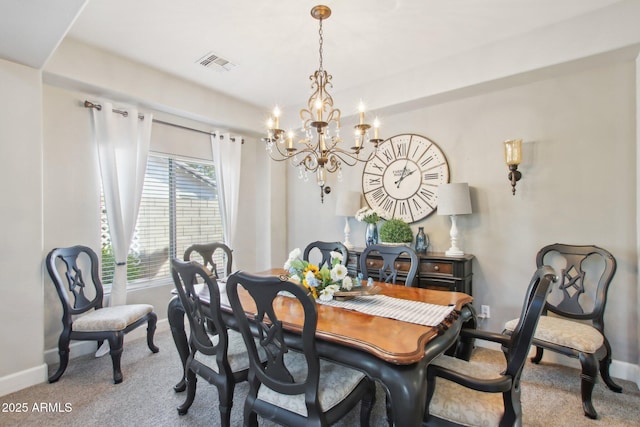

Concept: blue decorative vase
[[365, 223, 378, 246], [415, 227, 429, 254]]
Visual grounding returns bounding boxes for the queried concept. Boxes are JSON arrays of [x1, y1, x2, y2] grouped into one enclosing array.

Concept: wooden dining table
[[167, 268, 475, 426]]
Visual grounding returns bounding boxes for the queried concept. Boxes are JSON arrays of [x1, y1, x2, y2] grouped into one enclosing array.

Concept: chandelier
[[263, 5, 381, 202]]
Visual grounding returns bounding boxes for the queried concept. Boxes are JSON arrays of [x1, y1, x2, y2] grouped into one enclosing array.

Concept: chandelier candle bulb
[[373, 117, 380, 139], [359, 102, 365, 124], [273, 106, 280, 129], [287, 131, 294, 150]]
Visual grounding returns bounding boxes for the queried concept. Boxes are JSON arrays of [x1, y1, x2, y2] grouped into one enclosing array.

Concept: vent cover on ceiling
[[196, 52, 236, 71]]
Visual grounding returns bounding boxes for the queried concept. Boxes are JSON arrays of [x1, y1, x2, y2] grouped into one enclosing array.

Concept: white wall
[[0, 59, 47, 394], [287, 60, 639, 369]]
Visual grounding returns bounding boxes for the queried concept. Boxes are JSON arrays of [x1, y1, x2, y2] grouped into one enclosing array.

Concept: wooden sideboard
[[346, 247, 474, 295]]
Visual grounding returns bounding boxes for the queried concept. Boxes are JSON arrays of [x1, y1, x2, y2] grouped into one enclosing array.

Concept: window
[[101, 154, 224, 287]]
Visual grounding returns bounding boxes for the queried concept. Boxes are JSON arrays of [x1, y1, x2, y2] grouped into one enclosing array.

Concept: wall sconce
[[504, 139, 522, 195]]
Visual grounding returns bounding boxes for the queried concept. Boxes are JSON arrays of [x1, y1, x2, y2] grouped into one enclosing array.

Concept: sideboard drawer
[[420, 261, 453, 276], [364, 258, 412, 272]]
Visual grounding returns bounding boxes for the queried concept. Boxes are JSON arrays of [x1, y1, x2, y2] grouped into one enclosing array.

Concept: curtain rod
[[84, 100, 244, 144]]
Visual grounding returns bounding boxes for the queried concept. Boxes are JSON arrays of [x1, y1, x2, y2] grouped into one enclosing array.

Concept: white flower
[[284, 259, 291, 270], [319, 284, 341, 301], [342, 276, 353, 291], [330, 251, 343, 263], [330, 264, 348, 281], [288, 248, 301, 262]]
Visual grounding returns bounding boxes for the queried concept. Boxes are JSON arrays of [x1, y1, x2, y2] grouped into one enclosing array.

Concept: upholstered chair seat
[[257, 351, 367, 417], [427, 355, 506, 426], [504, 316, 604, 354], [73, 304, 154, 332], [193, 329, 266, 374]]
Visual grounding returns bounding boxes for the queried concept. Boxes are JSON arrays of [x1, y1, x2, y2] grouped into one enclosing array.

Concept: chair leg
[[579, 352, 599, 419], [177, 368, 197, 415], [218, 381, 235, 427], [385, 393, 393, 427], [530, 346, 543, 364], [146, 312, 160, 353], [48, 333, 71, 383], [600, 338, 623, 393], [359, 379, 376, 427], [108, 333, 125, 384]]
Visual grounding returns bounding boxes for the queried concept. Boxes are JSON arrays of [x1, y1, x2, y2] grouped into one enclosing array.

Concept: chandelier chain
[[318, 18, 324, 72]]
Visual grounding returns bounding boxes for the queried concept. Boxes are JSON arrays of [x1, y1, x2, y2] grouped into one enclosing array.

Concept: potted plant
[[379, 218, 413, 245]]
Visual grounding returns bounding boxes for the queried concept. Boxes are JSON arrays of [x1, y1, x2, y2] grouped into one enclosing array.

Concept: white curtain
[[91, 102, 152, 306], [212, 133, 242, 250]]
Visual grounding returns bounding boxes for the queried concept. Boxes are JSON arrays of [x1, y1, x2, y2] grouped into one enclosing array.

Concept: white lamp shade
[[335, 191, 361, 216], [438, 183, 472, 216]]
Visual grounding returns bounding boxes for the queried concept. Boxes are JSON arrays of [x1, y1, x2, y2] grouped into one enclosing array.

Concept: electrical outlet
[[480, 305, 491, 319]]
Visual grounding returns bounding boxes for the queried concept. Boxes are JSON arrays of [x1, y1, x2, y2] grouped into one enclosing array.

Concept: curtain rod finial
[[84, 100, 101, 111]]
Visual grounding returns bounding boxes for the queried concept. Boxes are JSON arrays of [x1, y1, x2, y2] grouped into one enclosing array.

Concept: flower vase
[[365, 223, 378, 246]]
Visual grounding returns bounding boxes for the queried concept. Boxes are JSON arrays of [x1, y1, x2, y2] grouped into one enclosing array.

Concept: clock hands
[[395, 160, 410, 188], [395, 167, 416, 187]]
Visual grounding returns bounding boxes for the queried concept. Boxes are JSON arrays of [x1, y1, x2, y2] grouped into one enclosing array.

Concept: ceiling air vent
[[196, 52, 236, 71]]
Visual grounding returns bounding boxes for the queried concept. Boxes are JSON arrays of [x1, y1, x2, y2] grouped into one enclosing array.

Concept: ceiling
[[0, 0, 628, 112]]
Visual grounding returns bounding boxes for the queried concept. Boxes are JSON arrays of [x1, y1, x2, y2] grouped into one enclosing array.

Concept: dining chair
[[183, 242, 233, 279], [46, 245, 159, 384], [226, 271, 376, 427], [170, 258, 251, 427], [303, 241, 348, 269], [424, 266, 557, 427], [359, 244, 419, 286], [503, 243, 623, 419]]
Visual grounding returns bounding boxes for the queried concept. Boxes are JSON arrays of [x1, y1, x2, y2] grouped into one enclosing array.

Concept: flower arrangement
[[284, 248, 355, 301], [379, 218, 414, 243], [355, 207, 386, 224]]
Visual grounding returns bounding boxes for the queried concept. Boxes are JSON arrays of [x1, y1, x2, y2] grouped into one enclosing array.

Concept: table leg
[[167, 296, 189, 392]]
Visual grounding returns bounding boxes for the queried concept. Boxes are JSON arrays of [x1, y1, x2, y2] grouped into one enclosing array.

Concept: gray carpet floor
[[2, 326, 639, 427]]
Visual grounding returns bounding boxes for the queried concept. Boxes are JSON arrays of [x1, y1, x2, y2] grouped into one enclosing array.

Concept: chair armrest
[[460, 328, 511, 346], [428, 363, 513, 393]]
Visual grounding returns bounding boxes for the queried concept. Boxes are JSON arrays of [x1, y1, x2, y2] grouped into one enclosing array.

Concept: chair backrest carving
[[303, 241, 348, 269], [360, 244, 419, 286], [183, 242, 233, 279], [46, 245, 104, 319], [536, 244, 615, 331], [171, 258, 230, 362], [226, 272, 321, 401]]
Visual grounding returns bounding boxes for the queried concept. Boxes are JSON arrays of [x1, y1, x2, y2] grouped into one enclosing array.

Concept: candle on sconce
[[354, 129, 361, 149], [266, 117, 274, 130], [273, 106, 281, 129], [358, 101, 365, 124], [373, 117, 380, 139]]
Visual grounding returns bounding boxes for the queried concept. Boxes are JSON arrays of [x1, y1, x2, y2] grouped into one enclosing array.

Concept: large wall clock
[[362, 133, 450, 223]]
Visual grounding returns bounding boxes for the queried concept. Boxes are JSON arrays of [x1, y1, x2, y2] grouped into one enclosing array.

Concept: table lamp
[[437, 183, 472, 256], [335, 191, 361, 250]]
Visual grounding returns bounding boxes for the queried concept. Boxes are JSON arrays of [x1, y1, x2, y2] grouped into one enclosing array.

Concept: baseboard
[[474, 340, 639, 385], [1, 319, 170, 398], [0, 364, 48, 397]]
